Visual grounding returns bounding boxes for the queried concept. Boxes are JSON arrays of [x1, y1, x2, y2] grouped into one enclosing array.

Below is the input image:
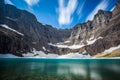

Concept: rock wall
[[68, 1, 120, 55], [0, 0, 71, 55]]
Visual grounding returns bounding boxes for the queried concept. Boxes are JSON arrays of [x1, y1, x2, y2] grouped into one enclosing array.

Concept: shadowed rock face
[[0, 26, 31, 56], [0, 0, 71, 55], [0, 0, 120, 56]]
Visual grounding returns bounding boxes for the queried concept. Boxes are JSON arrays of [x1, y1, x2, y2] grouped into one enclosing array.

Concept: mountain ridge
[[0, 0, 120, 57]]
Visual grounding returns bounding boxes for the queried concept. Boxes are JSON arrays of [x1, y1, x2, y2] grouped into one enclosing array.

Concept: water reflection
[[0, 59, 120, 80]]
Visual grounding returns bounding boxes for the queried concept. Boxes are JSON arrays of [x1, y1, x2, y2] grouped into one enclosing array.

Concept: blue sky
[[5, 0, 118, 29]]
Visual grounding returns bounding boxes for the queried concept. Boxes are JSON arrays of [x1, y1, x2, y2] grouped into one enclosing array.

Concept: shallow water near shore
[[0, 58, 120, 80]]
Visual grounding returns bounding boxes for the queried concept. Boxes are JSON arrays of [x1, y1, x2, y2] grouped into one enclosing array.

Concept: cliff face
[[112, 1, 120, 17], [67, 1, 120, 55], [69, 10, 112, 45], [0, 25, 30, 56], [0, 1, 71, 55], [0, 0, 120, 56]]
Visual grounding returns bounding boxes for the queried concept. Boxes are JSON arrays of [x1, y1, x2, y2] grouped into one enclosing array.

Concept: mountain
[[62, 1, 120, 56], [0, 0, 71, 56], [0, 0, 120, 57]]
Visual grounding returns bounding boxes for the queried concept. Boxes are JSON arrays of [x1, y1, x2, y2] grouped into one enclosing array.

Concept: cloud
[[77, 0, 86, 15], [110, 6, 115, 11], [5, 0, 14, 5], [86, 0, 108, 21], [77, 0, 86, 20], [24, 0, 40, 6], [58, 0, 78, 25]]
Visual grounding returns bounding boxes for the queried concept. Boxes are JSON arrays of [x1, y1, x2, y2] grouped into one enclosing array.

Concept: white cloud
[[25, 0, 40, 6], [110, 6, 115, 11], [77, 0, 86, 15], [58, 0, 78, 25], [77, 0, 86, 20], [5, 0, 14, 5], [86, 0, 108, 21]]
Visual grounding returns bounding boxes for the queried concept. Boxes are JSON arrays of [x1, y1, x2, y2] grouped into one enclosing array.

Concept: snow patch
[[6, 17, 17, 21], [22, 51, 59, 58], [22, 52, 35, 57], [0, 24, 24, 36], [48, 43, 84, 49], [22, 48, 90, 58], [0, 54, 19, 58], [87, 37, 103, 45], [98, 37, 103, 39], [89, 36, 94, 40], [104, 45, 120, 53], [64, 40, 70, 43], [58, 53, 90, 58], [68, 45, 85, 49], [42, 46, 46, 51], [87, 39, 97, 45]]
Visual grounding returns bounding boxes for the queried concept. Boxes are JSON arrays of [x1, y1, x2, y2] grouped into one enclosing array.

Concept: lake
[[0, 58, 120, 80]]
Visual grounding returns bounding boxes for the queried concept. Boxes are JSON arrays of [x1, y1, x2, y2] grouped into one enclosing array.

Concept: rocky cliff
[[0, 0, 120, 57], [67, 1, 120, 55], [0, 0, 71, 56]]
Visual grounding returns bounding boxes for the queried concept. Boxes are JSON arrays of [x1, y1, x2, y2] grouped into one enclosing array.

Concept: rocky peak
[[5, 4, 21, 19], [70, 10, 112, 45], [112, 1, 120, 17], [93, 10, 112, 27], [68, 1, 120, 55], [73, 20, 92, 31]]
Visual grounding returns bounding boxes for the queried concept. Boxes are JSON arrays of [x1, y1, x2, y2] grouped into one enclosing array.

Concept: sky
[[5, 0, 118, 29]]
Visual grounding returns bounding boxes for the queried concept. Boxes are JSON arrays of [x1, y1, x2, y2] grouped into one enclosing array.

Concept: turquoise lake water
[[0, 58, 120, 80]]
